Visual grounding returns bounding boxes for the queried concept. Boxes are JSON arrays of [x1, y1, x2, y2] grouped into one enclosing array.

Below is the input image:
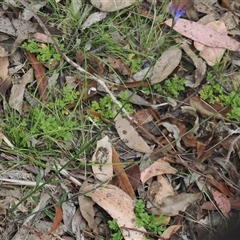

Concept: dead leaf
[[180, 40, 206, 87], [125, 163, 141, 190], [47, 204, 63, 234], [78, 195, 99, 233], [207, 178, 233, 197], [92, 136, 113, 182], [0, 17, 37, 37], [131, 109, 153, 125], [164, 18, 240, 51], [71, 208, 87, 239], [147, 176, 175, 206], [82, 12, 108, 30], [0, 46, 10, 96], [212, 188, 231, 219], [9, 68, 33, 114], [194, 20, 227, 66], [159, 193, 202, 216], [90, 0, 136, 12], [12, 194, 51, 240], [108, 57, 131, 76], [141, 159, 177, 183], [119, 90, 152, 106], [218, 0, 234, 11], [115, 114, 152, 153], [171, 0, 192, 10], [62, 201, 76, 232], [25, 51, 48, 102], [189, 96, 228, 119], [81, 184, 146, 240], [151, 48, 182, 84], [161, 225, 182, 239], [112, 147, 136, 199]]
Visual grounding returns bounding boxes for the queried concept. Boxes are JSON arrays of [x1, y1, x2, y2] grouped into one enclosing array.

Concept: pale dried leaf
[[90, 0, 136, 12], [62, 201, 76, 232], [161, 225, 182, 239], [12, 193, 51, 240], [82, 12, 108, 30], [148, 176, 174, 206], [151, 48, 182, 84], [115, 114, 152, 153], [159, 193, 202, 216], [92, 135, 113, 182], [9, 68, 34, 114], [164, 18, 240, 51], [180, 40, 206, 87], [194, 21, 227, 66], [0, 46, 8, 57], [81, 184, 146, 240], [72, 208, 87, 239], [0, 131, 14, 149], [0, 17, 37, 37], [122, 90, 151, 106], [78, 195, 99, 233], [141, 160, 177, 183], [159, 122, 185, 152], [20, 0, 47, 21], [0, 47, 9, 81]]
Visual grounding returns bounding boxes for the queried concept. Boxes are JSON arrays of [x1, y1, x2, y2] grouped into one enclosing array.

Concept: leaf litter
[[0, 0, 240, 239]]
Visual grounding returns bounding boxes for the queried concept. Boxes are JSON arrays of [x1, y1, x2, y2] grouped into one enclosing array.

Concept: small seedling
[[91, 91, 135, 119], [142, 74, 185, 98], [22, 39, 64, 64], [7, 86, 79, 147], [200, 73, 240, 121], [108, 199, 167, 240]]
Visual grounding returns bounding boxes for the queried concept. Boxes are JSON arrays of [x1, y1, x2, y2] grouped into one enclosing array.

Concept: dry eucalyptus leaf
[[81, 184, 146, 240], [212, 188, 231, 219], [90, 0, 136, 12], [9, 68, 33, 114], [164, 18, 240, 51], [151, 48, 182, 84], [0, 17, 37, 37], [147, 176, 175, 206], [160, 193, 202, 216], [20, 0, 47, 21], [91, 135, 113, 182], [0, 47, 9, 81], [62, 201, 76, 232], [108, 57, 131, 76], [82, 12, 108, 30], [161, 225, 182, 239], [141, 160, 177, 183], [180, 40, 206, 87], [115, 114, 152, 153], [78, 195, 99, 234], [194, 20, 227, 66], [120, 90, 151, 106]]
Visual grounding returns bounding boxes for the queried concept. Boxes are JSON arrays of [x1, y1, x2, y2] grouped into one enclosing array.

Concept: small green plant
[[142, 75, 185, 98], [134, 199, 167, 236], [108, 220, 123, 240], [108, 199, 167, 240], [7, 86, 79, 147], [199, 76, 240, 121], [91, 91, 135, 119], [22, 39, 63, 64]]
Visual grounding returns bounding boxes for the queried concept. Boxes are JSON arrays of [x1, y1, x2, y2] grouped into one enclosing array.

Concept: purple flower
[[169, 5, 185, 24]]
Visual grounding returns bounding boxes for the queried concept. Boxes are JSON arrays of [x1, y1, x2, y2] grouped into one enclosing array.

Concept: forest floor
[[0, 0, 240, 239]]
